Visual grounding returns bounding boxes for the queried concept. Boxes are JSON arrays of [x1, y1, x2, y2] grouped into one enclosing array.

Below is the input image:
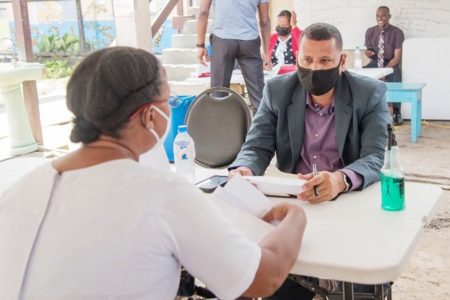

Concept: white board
[[293, 0, 450, 49]]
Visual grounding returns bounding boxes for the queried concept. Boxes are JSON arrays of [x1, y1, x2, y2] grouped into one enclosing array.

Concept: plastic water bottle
[[380, 124, 405, 211], [354, 46, 362, 70], [173, 125, 196, 183]]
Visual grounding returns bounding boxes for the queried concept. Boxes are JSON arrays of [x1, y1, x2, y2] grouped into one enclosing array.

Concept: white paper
[[212, 174, 272, 218], [244, 176, 306, 197]]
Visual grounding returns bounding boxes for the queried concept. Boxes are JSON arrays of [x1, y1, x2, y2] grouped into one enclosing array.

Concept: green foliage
[[153, 24, 164, 49], [36, 27, 81, 79], [44, 59, 76, 79], [38, 32, 80, 55]]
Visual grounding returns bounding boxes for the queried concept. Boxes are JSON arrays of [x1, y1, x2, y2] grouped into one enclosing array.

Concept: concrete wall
[[269, 0, 293, 32]]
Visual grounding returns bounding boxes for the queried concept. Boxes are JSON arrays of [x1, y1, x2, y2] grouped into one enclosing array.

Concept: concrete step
[[186, 6, 199, 17], [182, 19, 213, 34], [172, 34, 210, 49], [169, 81, 209, 96], [186, 6, 214, 19], [163, 64, 197, 81], [162, 48, 198, 64]]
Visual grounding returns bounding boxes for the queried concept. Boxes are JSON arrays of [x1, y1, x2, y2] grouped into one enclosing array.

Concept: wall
[[269, 0, 293, 32], [402, 38, 450, 120], [293, 0, 450, 49]]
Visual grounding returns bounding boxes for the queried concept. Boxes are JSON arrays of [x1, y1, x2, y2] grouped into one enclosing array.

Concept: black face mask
[[297, 58, 342, 96], [276, 26, 290, 37]]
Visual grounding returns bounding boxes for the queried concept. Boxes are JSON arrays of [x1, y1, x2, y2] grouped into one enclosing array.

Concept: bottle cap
[[387, 124, 393, 150], [178, 125, 188, 133]]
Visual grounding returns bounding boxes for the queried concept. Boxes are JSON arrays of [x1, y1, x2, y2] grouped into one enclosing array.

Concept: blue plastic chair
[[163, 95, 196, 161]]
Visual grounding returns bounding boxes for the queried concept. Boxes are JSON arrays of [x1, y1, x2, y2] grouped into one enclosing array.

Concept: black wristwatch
[[196, 43, 206, 48]]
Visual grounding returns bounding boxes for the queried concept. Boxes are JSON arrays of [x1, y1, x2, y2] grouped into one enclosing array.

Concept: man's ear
[[340, 52, 347, 71]]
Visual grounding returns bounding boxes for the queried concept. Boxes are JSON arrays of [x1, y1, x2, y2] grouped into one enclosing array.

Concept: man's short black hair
[[300, 23, 343, 51], [377, 6, 390, 14], [278, 10, 292, 20]]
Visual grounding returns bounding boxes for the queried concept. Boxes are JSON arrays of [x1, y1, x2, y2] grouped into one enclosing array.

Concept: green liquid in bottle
[[381, 171, 405, 211]]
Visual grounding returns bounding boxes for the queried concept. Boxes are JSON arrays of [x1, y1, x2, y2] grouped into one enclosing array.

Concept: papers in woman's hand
[[212, 174, 272, 218], [243, 176, 305, 197]]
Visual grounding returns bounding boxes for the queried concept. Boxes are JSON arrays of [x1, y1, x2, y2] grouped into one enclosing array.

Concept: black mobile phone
[[195, 175, 228, 193]]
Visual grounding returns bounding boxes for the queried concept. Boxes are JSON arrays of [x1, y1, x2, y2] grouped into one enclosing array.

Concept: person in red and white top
[[269, 10, 302, 71]]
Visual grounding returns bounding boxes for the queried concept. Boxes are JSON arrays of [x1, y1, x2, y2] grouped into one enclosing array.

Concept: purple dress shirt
[[296, 94, 362, 190]]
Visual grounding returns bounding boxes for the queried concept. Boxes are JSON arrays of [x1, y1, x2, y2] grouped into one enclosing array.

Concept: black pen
[[312, 163, 319, 197]]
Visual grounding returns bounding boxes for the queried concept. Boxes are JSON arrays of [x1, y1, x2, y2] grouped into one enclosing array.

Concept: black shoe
[[393, 112, 403, 126]]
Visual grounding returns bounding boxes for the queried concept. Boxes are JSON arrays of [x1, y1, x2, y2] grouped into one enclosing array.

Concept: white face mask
[[148, 105, 171, 148], [139, 104, 172, 171]]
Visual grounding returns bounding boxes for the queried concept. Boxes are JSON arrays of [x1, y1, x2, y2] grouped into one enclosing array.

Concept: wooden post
[[113, 0, 153, 52], [75, 0, 88, 54], [12, 0, 43, 144]]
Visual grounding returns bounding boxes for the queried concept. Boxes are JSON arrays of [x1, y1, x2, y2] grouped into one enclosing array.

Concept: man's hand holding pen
[[297, 171, 347, 203]]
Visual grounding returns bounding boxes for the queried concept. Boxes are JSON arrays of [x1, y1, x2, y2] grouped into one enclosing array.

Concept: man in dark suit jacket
[[230, 22, 390, 299], [231, 23, 390, 200]]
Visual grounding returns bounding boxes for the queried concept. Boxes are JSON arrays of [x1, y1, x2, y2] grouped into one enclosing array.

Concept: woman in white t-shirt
[[0, 47, 307, 300]]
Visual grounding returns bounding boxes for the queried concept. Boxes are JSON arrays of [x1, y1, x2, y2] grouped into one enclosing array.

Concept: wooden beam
[[177, 0, 183, 16], [151, 0, 178, 37], [12, 0, 43, 144]]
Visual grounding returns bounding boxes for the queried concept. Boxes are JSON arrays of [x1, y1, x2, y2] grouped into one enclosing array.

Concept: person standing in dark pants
[[197, 0, 271, 113], [364, 6, 405, 125]]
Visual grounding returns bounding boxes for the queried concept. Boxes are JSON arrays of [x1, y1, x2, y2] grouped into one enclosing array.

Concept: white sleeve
[[156, 180, 261, 300]]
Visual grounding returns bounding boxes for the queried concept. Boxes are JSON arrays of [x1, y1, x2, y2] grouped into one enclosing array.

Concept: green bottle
[[380, 124, 405, 211]]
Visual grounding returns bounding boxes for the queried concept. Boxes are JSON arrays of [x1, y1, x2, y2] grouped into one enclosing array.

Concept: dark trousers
[[365, 59, 401, 112], [210, 35, 265, 113], [264, 278, 315, 300]]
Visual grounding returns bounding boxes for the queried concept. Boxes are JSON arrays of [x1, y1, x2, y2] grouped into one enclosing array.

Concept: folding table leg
[[342, 282, 354, 300], [387, 287, 393, 300], [374, 284, 385, 300]]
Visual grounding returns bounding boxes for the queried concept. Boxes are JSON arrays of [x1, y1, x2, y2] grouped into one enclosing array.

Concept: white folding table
[[185, 67, 394, 86], [195, 168, 443, 299], [348, 67, 393, 79]]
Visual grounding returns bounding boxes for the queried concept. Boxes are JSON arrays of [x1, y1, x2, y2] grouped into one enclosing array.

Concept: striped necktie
[[377, 30, 385, 68]]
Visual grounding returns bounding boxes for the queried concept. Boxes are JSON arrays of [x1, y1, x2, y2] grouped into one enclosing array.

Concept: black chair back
[[185, 87, 252, 168]]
